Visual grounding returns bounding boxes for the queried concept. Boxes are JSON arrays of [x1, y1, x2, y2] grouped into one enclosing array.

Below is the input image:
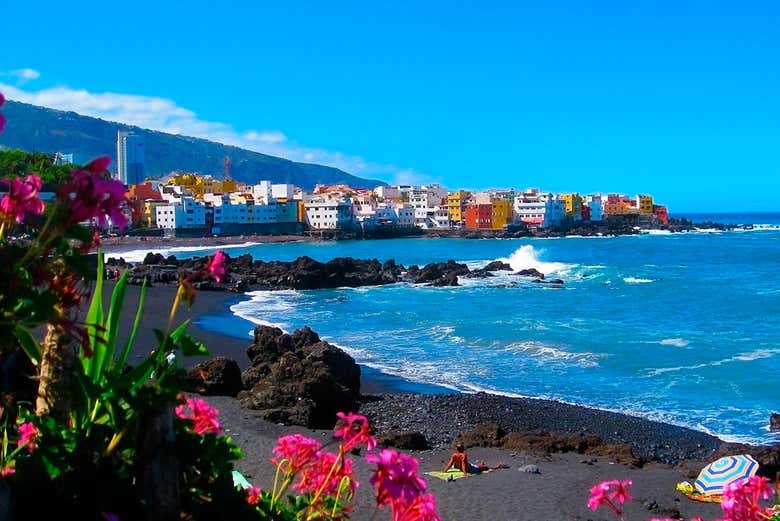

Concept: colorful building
[[637, 194, 654, 215], [464, 204, 493, 229], [491, 199, 512, 229], [654, 205, 669, 225], [561, 193, 584, 220], [447, 190, 471, 225]]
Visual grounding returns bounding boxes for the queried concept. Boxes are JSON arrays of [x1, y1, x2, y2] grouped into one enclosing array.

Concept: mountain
[[0, 100, 386, 189]]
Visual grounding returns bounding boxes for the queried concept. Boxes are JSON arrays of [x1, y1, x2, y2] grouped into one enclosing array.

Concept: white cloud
[[0, 79, 428, 184], [1, 68, 41, 83]]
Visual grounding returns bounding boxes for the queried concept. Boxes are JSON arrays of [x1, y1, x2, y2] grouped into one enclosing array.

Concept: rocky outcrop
[[513, 268, 545, 279], [115, 253, 565, 290], [376, 431, 431, 451], [238, 325, 361, 428], [406, 260, 470, 286], [186, 357, 244, 397], [770, 412, 780, 432]]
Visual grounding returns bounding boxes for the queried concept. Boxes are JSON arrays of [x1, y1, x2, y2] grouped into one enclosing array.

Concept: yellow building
[[637, 195, 654, 215], [222, 178, 238, 193], [168, 173, 202, 197], [447, 190, 471, 224], [491, 199, 512, 230], [561, 193, 584, 217]]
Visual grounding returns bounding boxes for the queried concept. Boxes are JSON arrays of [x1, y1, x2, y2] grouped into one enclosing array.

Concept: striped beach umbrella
[[694, 455, 759, 495]]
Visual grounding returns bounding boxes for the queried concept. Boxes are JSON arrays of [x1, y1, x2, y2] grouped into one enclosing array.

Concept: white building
[[155, 197, 206, 229], [272, 183, 295, 201], [304, 200, 354, 229], [514, 188, 546, 226], [393, 204, 415, 227]]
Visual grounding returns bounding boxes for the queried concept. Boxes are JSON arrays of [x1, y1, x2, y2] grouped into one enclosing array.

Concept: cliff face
[[0, 100, 386, 190]]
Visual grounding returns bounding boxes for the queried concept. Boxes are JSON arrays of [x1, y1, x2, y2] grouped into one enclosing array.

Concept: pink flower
[[392, 493, 441, 521], [334, 411, 376, 452], [58, 157, 129, 229], [100, 513, 120, 521], [0, 466, 15, 477], [609, 479, 632, 504], [175, 397, 221, 435], [295, 450, 357, 496], [366, 449, 427, 508], [246, 486, 261, 505], [18, 422, 38, 453], [207, 250, 227, 282], [720, 476, 775, 521], [0, 174, 45, 223], [587, 481, 611, 511], [271, 434, 322, 473], [0, 91, 5, 134]]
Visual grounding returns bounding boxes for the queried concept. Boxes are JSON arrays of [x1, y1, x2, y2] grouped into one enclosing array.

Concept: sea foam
[[498, 245, 575, 275]]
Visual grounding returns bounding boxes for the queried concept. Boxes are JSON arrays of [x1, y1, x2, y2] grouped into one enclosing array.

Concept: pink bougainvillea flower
[[207, 250, 227, 282], [0, 174, 45, 223], [0, 466, 15, 477], [366, 448, 427, 508], [334, 411, 377, 452], [609, 479, 632, 504], [720, 476, 775, 521], [245, 486, 261, 505], [295, 450, 356, 496], [587, 481, 611, 511], [175, 397, 221, 435], [271, 434, 322, 473], [58, 157, 129, 229], [392, 493, 441, 521], [18, 422, 39, 453], [0, 91, 6, 134]]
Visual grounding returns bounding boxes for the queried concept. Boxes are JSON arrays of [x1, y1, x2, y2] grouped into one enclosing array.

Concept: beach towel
[[426, 468, 496, 481], [676, 481, 723, 503]]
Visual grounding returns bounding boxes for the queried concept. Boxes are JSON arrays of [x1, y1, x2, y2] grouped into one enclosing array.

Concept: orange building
[[126, 182, 163, 225], [464, 204, 493, 229]]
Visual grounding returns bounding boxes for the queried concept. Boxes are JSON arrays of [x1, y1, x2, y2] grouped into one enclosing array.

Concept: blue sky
[[2, 0, 779, 211]]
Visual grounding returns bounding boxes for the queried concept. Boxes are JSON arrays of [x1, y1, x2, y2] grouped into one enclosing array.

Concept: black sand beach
[[106, 282, 751, 521]]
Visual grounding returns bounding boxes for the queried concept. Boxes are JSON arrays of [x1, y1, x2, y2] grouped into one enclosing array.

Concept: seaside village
[[124, 175, 670, 237]]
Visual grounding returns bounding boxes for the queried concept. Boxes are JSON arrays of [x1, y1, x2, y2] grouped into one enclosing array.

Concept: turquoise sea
[[117, 214, 780, 444]]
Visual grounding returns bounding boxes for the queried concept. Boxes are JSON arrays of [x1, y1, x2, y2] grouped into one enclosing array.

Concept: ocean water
[[115, 214, 780, 444]]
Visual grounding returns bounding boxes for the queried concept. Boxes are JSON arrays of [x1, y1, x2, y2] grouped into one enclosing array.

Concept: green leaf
[[97, 269, 129, 379], [14, 324, 41, 365], [179, 333, 209, 357], [115, 278, 147, 373], [84, 251, 105, 377], [169, 319, 191, 342]]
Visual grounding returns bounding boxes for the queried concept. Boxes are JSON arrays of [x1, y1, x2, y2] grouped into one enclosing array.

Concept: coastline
[[111, 283, 775, 520]]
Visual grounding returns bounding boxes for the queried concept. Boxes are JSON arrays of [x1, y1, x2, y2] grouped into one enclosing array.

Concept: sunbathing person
[[442, 443, 508, 475]]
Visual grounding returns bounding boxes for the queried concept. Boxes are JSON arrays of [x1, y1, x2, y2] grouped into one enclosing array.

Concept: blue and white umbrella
[[694, 455, 759, 495]]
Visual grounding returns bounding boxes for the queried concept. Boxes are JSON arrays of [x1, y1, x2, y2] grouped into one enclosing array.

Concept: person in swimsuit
[[442, 442, 508, 475]]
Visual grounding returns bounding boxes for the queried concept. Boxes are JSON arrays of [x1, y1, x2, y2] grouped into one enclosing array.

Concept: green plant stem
[[0, 221, 5, 242], [307, 447, 345, 514], [270, 459, 293, 508]]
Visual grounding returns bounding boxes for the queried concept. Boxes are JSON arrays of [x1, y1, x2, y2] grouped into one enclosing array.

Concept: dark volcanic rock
[[482, 261, 512, 271], [407, 260, 469, 286], [186, 357, 244, 397], [514, 268, 545, 279], [770, 412, 780, 432], [376, 431, 431, 451], [456, 422, 506, 448], [238, 326, 361, 428]]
